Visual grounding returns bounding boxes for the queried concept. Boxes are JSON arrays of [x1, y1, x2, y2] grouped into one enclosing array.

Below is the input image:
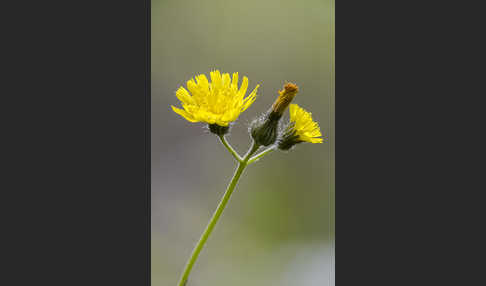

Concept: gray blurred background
[[152, 0, 334, 285]]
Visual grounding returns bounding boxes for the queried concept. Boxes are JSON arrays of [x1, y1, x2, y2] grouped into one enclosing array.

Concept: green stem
[[177, 141, 260, 286], [219, 135, 242, 162], [248, 146, 276, 164]]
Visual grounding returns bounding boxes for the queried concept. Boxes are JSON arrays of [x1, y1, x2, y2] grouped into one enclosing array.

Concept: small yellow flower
[[288, 104, 323, 143], [171, 70, 260, 127], [278, 104, 323, 150]]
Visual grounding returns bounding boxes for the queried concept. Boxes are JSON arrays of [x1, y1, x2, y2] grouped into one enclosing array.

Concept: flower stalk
[[248, 145, 276, 164], [177, 140, 260, 286], [218, 135, 242, 162]]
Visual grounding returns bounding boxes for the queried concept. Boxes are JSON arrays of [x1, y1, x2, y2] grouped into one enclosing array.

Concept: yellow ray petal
[[239, 76, 249, 98], [171, 106, 198, 122], [231, 72, 239, 90], [241, 84, 259, 112], [210, 70, 222, 90], [289, 104, 298, 121], [222, 73, 231, 89], [186, 79, 198, 95], [195, 74, 209, 91], [176, 87, 195, 105]]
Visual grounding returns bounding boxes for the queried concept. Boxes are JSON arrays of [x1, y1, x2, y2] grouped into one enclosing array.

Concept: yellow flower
[[278, 104, 323, 150], [171, 70, 260, 127], [289, 104, 323, 143]]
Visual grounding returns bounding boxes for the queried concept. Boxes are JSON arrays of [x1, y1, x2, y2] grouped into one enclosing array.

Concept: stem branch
[[248, 146, 276, 164], [219, 135, 242, 162]]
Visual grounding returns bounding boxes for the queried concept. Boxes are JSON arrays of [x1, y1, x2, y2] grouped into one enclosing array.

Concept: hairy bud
[[250, 83, 299, 146]]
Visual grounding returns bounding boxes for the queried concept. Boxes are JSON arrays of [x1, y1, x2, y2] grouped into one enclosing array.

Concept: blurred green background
[[152, 0, 334, 285]]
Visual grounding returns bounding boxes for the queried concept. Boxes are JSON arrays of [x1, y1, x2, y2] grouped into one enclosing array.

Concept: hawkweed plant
[[171, 70, 324, 286]]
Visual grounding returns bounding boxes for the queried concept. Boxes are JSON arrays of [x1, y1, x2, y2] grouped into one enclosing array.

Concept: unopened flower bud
[[250, 112, 280, 146], [272, 83, 299, 116], [250, 83, 299, 146]]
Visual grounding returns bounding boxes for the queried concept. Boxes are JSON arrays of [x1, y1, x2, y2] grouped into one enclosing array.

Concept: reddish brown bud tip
[[283, 82, 299, 93], [272, 82, 299, 115]]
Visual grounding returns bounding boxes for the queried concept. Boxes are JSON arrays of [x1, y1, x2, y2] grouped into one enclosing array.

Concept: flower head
[[278, 104, 323, 150], [171, 70, 260, 128]]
